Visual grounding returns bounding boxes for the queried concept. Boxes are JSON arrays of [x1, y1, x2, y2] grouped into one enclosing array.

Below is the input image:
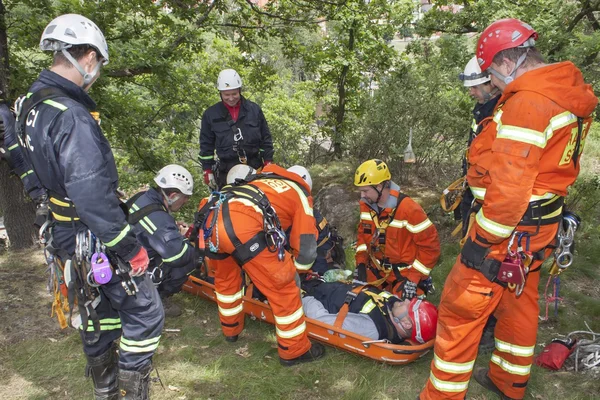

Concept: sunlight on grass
[[164, 360, 224, 384], [0, 374, 47, 399]]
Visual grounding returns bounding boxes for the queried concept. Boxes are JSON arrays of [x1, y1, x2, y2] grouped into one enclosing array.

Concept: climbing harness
[[232, 127, 248, 164]]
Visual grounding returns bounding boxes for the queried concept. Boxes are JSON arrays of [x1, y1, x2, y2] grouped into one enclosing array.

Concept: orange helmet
[[476, 18, 537, 71], [408, 298, 438, 344]]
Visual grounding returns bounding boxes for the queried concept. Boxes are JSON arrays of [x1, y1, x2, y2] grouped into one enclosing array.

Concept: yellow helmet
[[354, 159, 391, 186]]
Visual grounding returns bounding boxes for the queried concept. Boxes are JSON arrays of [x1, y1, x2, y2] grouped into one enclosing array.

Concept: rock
[[314, 183, 359, 243]]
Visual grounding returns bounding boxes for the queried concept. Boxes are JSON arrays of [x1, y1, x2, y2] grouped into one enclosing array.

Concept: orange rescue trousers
[[209, 202, 311, 360], [420, 223, 558, 400]]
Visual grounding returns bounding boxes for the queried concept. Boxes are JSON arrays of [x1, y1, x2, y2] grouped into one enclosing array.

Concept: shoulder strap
[[125, 192, 167, 225], [333, 286, 365, 329]]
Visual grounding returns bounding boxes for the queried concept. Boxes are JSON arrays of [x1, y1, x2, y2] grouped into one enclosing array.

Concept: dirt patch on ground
[[0, 248, 70, 346]]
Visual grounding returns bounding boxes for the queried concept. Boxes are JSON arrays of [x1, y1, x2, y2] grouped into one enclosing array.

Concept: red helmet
[[476, 18, 538, 71], [408, 298, 438, 344]]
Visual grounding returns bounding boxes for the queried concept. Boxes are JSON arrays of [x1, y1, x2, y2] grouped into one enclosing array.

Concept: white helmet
[[40, 14, 109, 86], [217, 69, 242, 91], [287, 165, 312, 191], [227, 164, 256, 184], [154, 164, 194, 196], [459, 56, 490, 87]]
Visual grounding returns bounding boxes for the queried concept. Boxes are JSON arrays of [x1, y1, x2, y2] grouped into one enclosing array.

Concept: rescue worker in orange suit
[[459, 56, 501, 354], [420, 19, 597, 400], [354, 159, 440, 300], [200, 163, 324, 366]]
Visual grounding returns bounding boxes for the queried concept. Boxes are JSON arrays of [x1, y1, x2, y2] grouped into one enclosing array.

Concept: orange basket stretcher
[[182, 275, 434, 364]]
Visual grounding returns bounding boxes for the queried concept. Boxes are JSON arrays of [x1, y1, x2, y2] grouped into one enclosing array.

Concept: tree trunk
[[333, 21, 356, 159], [0, 0, 37, 248]]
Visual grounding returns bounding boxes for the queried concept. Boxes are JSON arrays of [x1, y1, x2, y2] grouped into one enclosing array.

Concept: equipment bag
[[534, 338, 577, 370]]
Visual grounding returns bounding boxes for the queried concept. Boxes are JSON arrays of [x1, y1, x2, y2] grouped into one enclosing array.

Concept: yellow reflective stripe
[[276, 322, 306, 339], [360, 212, 372, 221], [138, 219, 153, 235], [389, 219, 432, 233], [543, 206, 563, 220], [287, 181, 313, 217], [19, 170, 34, 179], [274, 307, 304, 325], [429, 372, 469, 393], [8, 143, 19, 150], [120, 335, 161, 353], [407, 219, 432, 233], [356, 244, 367, 253], [470, 186, 486, 200], [50, 197, 71, 207], [105, 225, 131, 247], [294, 258, 313, 271], [52, 212, 80, 222], [412, 259, 431, 276], [530, 192, 556, 202], [162, 243, 189, 263], [471, 118, 477, 132], [143, 216, 157, 232], [43, 99, 68, 111], [495, 338, 535, 357], [544, 111, 577, 141], [434, 354, 475, 374], [360, 300, 376, 314], [199, 155, 214, 160], [491, 354, 531, 376], [497, 125, 547, 148], [215, 289, 244, 304], [476, 209, 513, 238], [218, 304, 244, 317], [80, 318, 122, 332], [230, 198, 263, 214]]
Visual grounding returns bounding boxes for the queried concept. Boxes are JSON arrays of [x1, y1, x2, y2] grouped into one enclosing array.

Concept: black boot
[[85, 344, 119, 400], [473, 368, 517, 400], [118, 364, 152, 400], [279, 342, 326, 367], [478, 315, 497, 354]]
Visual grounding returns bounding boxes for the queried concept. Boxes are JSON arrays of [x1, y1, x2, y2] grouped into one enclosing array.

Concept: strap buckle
[[344, 290, 358, 304]]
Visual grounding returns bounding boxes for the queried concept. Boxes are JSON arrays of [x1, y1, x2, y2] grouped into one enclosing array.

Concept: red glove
[[263, 160, 273, 167], [203, 169, 216, 189], [129, 246, 149, 277], [184, 225, 194, 238]]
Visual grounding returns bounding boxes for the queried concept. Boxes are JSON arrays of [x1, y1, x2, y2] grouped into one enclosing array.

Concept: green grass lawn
[[1, 239, 599, 400]]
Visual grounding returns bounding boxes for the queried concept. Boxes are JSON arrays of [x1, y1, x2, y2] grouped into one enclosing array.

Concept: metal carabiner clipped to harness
[[555, 211, 580, 270]]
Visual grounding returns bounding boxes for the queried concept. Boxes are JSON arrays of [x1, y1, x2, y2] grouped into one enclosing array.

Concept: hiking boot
[[118, 364, 152, 400], [85, 344, 119, 400], [478, 316, 497, 354], [279, 342, 325, 367], [225, 335, 239, 343], [473, 368, 517, 400], [161, 296, 182, 318]]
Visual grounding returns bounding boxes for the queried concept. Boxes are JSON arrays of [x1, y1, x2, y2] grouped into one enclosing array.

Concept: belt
[[472, 195, 564, 227]]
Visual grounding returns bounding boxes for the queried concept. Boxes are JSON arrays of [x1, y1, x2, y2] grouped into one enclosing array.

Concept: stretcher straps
[[333, 286, 364, 329]]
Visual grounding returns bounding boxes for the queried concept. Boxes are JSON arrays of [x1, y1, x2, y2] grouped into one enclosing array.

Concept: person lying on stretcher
[[302, 281, 437, 344]]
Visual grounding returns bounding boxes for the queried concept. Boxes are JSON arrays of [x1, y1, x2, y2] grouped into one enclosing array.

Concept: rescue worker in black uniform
[[127, 164, 196, 317], [458, 56, 501, 354], [199, 69, 274, 189], [0, 102, 48, 226], [311, 208, 346, 276], [19, 14, 163, 399]]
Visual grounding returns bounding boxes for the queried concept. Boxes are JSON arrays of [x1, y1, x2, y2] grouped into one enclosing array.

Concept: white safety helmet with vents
[[154, 164, 194, 196], [287, 165, 312, 191], [40, 14, 109, 86], [217, 69, 242, 91], [459, 56, 490, 87], [226, 164, 256, 184]]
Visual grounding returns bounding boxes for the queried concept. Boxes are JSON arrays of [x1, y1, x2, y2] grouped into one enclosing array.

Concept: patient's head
[[388, 298, 438, 344]]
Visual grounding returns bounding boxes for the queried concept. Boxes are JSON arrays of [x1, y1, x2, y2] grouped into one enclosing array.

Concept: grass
[[1, 238, 599, 400]]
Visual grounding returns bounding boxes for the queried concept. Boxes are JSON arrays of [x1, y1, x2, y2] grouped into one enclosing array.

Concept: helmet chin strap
[[483, 87, 500, 103], [60, 49, 102, 88], [160, 189, 179, 212], [488, 49, 530, 85]]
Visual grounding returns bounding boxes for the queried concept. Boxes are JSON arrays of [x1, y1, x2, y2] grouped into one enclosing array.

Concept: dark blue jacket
[[0, 103, 45, 199], [199, 96, 274, 171], [129, 188, 194, 270], [23, 70, 139, 260]]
